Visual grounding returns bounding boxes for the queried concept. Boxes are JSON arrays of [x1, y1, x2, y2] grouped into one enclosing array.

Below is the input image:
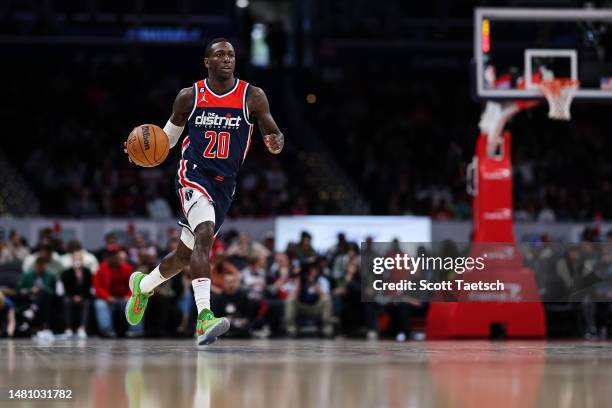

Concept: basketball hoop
[[539, 78, 579, 120]]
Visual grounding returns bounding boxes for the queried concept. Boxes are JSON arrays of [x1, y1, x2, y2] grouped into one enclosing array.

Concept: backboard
[[474, 8, 612, 101]]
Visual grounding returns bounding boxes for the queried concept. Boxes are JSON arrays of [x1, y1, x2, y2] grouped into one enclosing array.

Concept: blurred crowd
[[3, 54, 319, 219], [526, 227, 612, 339], [307, 65, 612, 221], [3, 27, 611, 221], [12, 57, 611, 221], [0, 226, 427, 341], [4, 225, 612, 341], [309, 68, 472, 219]]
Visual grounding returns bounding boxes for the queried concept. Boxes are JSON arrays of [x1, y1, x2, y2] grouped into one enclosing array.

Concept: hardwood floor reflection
[[2, 340, 612, 408]]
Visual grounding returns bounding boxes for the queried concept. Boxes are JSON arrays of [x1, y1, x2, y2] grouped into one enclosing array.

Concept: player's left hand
[[263, 133, 283, 154]]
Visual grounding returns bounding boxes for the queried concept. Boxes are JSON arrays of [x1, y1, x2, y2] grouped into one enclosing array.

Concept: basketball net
[[539, 78, 579, 120]]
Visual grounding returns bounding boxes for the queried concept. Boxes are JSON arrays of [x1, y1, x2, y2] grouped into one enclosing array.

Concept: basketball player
[[124, 38, 284, 346]]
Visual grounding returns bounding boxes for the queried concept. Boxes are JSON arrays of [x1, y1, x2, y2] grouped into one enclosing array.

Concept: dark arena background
[[2, 0, 612, 407]]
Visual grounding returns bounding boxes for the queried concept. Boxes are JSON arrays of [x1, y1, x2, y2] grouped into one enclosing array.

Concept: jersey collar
[[204, 78, 239, 98]]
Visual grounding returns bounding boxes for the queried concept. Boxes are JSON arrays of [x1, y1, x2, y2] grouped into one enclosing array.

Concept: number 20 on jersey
[[203, 131, 230, 159]]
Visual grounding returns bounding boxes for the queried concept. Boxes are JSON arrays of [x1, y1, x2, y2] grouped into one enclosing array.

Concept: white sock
[[192, 278, 211, 315], [139, 266, 168, 293]]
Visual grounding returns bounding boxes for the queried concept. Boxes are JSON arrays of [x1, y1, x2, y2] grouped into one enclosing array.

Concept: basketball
[[126, 124, 169, 167]]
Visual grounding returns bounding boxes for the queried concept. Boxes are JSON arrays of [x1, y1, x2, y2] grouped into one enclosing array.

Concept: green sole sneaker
[[125, 272, 152, 325], [196, 309, 230, 346]]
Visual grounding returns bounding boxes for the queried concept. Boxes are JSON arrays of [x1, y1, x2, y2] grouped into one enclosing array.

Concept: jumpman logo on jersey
[[200, 91, 208, 103]]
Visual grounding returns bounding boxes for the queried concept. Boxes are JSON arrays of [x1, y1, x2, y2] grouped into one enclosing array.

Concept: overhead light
[[236, 0, 249, 8]]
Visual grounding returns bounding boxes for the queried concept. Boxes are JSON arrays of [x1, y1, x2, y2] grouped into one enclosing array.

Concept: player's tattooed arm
[[169, 87, 195, 127], [248, 86, 284, 154]]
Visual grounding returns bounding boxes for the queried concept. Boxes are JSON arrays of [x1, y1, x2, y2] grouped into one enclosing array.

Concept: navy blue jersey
[[175, 78, 253, 233], [178, 78, 253, 188]]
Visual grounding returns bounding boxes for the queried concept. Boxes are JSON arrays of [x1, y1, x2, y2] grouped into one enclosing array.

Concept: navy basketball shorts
[[175, 165, 235, 237]]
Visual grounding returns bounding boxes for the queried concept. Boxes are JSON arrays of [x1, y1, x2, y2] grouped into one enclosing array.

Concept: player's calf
[[188, 214, 230, 346]]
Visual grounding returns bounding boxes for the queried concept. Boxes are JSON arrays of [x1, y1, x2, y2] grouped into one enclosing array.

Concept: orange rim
[[540, 78, 580, 97]]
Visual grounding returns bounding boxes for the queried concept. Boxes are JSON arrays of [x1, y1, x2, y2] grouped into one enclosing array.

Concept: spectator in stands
[[17, 257, 56, 340], [285, 260, 333, 337], [260, 252, 293, 336], [210, 252, 241, 294], [60, 254, 92, 339], [387, 299, 426, 342], [0, 230, 30, 265], [158, 235, 194, 336], [60, 240, 99, 274], [267, 252, 292, 299], [430, 199, 454, 220], [241, 256, 267, 301], [261, 231, 276, 269], [93, 244, 138, 337], [177, 267, 195, 336], [240, 256, 269, 336], [212, 273, 252, 338], [598, 242, 612, 330], [0, 291, 16, 337], [389, 245, 429, 342], [359, 237, 382, 340], [226, 232, 270, 270], [295, 231, 316, 263], [160, 227, 180, 258], [332, 248, 363, 334], [22, 243, 63, 275], [32, 229, 53, 252], [328, 233, 349, 281], [139, 246, 176, 337], [0, 234, 5, 264], [127, 232, 148, 266], [573, 241, 606, 339], [95, 233, 119, 261]]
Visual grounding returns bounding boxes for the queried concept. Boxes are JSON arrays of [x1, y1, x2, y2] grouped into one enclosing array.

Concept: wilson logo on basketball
[[141, 125, 151, 150]]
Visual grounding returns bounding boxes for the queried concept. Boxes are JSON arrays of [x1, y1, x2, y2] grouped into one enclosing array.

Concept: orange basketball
[[126, 124, 170, 167]]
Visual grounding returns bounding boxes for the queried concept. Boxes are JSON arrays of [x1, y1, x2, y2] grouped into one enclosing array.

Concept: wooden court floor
[[2, 339, 612, 407]]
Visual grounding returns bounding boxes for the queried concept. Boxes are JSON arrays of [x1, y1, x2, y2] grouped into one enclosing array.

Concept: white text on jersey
[[194, 111, 242, 129]]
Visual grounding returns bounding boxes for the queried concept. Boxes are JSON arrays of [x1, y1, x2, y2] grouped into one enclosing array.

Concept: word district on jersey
[[194, 111, 242, 129]]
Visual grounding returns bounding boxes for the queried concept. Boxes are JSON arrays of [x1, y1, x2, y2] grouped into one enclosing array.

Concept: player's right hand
[[123, 141, 133, 163]]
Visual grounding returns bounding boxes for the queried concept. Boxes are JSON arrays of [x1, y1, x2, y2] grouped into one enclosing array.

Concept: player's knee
[[187, 198, 216, 238], [193, 222, 215, 248]]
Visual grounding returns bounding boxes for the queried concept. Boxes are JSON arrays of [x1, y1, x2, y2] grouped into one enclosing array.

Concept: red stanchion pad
[[426, 127, 546, 339]]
